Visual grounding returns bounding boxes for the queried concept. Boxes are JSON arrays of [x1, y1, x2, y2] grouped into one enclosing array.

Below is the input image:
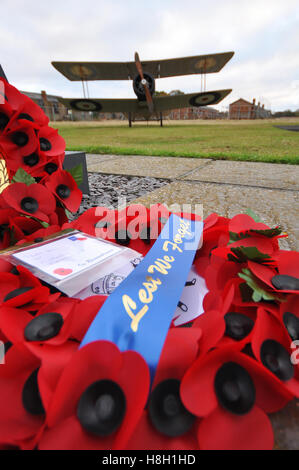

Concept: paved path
[[87, 154, 299, 251]]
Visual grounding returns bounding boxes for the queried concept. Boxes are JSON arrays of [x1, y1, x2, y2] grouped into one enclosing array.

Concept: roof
[[229, 98, 253, 107], [21, 91, 61, 103]]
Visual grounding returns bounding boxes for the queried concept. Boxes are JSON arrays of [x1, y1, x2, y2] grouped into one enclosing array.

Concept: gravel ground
[[72, 172, 168, 218]]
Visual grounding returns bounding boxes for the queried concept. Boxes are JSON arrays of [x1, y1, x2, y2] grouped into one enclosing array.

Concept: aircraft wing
[[52, 52, 234, 81], [57, 97, 142, 113], [58, 89, 231, 114], [153, 89, 232, 110]]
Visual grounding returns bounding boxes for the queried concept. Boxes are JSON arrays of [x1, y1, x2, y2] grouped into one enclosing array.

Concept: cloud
[[1, 0, 299, 111]]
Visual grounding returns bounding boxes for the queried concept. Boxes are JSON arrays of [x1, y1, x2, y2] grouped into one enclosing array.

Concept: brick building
[[168, 106, 220, 120], [229, 98, 271, 119]]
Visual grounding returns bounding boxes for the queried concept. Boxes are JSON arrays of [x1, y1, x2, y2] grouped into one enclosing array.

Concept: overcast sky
[[1, 0, 299, 111]]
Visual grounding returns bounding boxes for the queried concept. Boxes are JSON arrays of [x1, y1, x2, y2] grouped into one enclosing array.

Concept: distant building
[[229, 98, 271, 119], [21, 90, 68, 121], [168, 106, 220, 120]]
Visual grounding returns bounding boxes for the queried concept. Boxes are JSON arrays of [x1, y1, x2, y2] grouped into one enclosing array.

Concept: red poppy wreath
[[0, 79, 298, 451]]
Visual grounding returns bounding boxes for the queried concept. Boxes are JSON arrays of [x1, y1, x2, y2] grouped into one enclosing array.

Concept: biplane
[[52, 51, 234, 126]]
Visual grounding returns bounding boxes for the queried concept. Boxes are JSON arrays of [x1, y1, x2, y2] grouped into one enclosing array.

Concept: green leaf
[[11, 168, 36, 186], [65, 209, 73, 220], [67, 164, 83, 187], [250, 227, 283, 238], [244, 208, 263, 223], [228, 231, 250, 244], [228, 245, 274, 265], [238, 268, 283, 303]]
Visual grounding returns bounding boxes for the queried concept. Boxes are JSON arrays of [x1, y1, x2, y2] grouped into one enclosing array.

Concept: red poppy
[[0, 297, 77, 351], [0, 343, 45, 445], [45, 170, 82, 213], [40, 154, 64, 177], [14, 96, 49, 128], [126, 328, 201, 450], [229, 214, 271, 234], [69, 206, 117, 238], [204, 256, 241, 294], [0, 258, 13, 273], [0, 265, 50, 308], [124, 205, 164, 255], [0, 208, 19, 249], [9, 215, 44, 242], [0, 101, 14, 133], [0, 122, 38, 163], [38, 341, 150, 450], [51, 206, 67, 226], [181, 346, 292, 450], [194, 221, 229, 277], [70, 295, 107, 342], [251, 307, 299, 397], [247, 251, 299, 295], [0, 79, 27, 111], [16, 224, 61, 245], [37, 126, 65, 157], [8, 147, 47, 177], [2, 182, 56, 222]]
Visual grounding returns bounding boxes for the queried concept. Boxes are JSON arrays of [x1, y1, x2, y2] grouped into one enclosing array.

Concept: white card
[[13, 233, 123, 281], [75, 255, 143, 299]]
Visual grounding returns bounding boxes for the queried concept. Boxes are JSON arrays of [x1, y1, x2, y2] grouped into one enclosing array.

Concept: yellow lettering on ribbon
[[139, 276, 162, 304], [163, 240, 183, 253], [122, 294, 148, 332]]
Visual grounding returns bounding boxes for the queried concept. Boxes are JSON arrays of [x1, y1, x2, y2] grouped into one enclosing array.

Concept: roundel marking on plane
[[193, 57, 217, 72], [189, 92, 222, 107], [70, 99, 102, 112]]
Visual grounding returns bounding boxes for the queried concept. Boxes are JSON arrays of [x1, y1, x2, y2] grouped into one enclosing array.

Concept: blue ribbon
[[80, 214, 203, 380]]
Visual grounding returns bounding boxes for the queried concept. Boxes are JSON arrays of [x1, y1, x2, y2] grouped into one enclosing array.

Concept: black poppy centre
[[39, 137, 52, 152], [24, 312, 64, 342], [22, 368, 45, 416], [283, 312, 299, 342], [20, 197, 39, 214], [12, 131, 29, 147], [260, 339, 294, 381], [271, 274, 299, 291], [115, 229, 131, 246], [45, 162, 58, 175], [0, 112, 9, 129], [148, 379, 196, 437], [77, 379, 126, 436], [56, 184, 71, 199], [224, 312, 254, 341], [18, 113, 34, 122], [4, 286, 34, 302], [23, 153, 39, 167], [214, 362, 256, 415]]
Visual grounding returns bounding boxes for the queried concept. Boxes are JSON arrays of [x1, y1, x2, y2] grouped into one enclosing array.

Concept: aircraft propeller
[[134, 52, 154, 114]]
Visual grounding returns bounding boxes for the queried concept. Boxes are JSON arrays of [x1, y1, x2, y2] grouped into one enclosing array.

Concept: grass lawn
[[52, 118, 299, 164]]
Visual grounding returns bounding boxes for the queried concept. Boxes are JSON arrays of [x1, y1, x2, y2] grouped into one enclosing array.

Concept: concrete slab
[[180, 160, 299, 191], [133, 180, 299, 251], [85, 153, 123, 169], [87, 155, 211, 179]]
